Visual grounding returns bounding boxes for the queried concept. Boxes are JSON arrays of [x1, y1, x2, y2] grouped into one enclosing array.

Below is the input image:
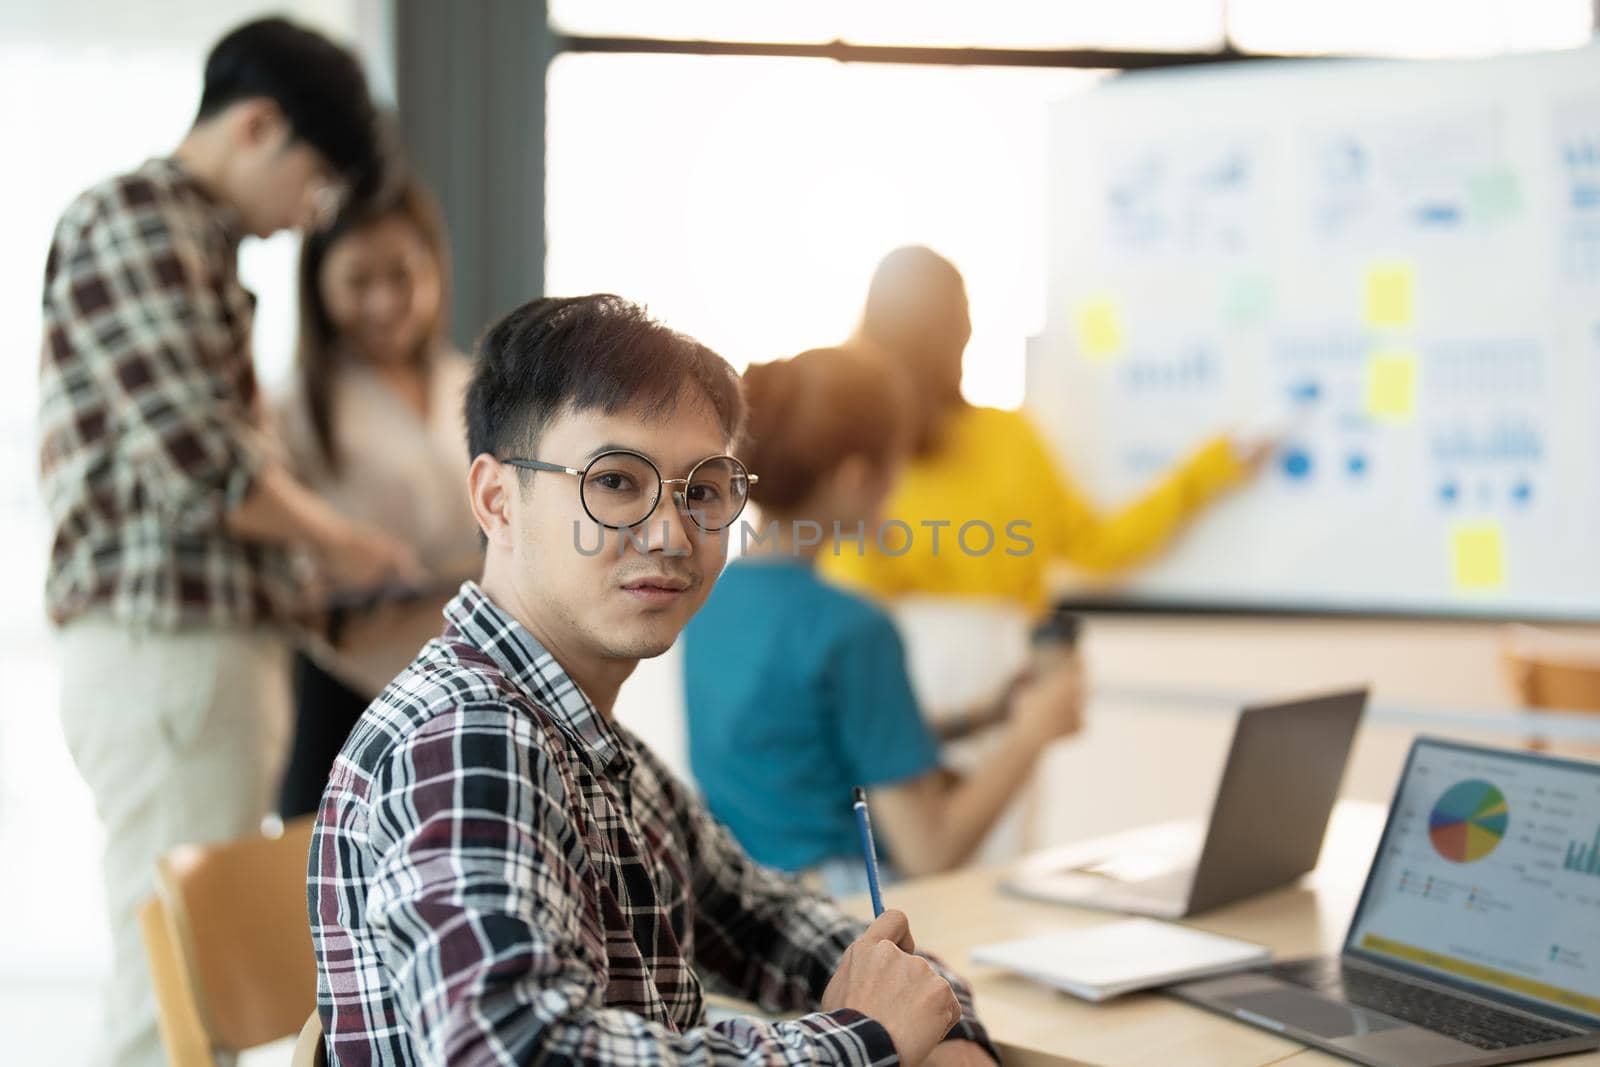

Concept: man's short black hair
[[466, 295, 745, 467], [196, 17, 380, 195]]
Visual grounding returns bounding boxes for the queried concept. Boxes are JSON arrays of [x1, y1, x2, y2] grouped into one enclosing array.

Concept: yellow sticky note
[[1365, 263, 1414, 329], [1451, 522, 1506, 592], [1075, 296, 1124, 361], [1364, 351, 1418, 422]]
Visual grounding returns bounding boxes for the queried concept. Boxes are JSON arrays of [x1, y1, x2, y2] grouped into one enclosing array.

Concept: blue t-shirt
[[683, 558, 940, 872]]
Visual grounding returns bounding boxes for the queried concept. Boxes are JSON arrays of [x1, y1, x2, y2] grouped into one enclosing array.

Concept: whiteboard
[[1028, 46, 1600, 620]]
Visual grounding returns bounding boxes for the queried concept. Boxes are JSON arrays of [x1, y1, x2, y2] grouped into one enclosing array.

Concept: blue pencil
[[852, 786, 885, 916]]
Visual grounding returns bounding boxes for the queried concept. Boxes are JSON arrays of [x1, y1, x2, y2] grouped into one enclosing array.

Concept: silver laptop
[[1004, 687, 1368, 918], [1172, 737, 1600, 1067]]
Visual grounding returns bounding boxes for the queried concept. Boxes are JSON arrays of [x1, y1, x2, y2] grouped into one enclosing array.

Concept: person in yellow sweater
[[822, 246, 1268, 612]]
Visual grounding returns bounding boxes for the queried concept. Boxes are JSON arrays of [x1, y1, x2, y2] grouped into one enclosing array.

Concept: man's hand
[[821, 910, 960, 1067], [923, 1039, 996, 1067]]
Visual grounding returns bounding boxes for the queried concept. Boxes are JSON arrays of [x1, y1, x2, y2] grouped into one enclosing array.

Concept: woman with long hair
[[273, 174, 480, 817]]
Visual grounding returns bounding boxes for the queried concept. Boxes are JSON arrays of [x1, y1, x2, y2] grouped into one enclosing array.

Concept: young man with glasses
[[309, 294, 1000, 1067], [38, 18, 412, 1067]]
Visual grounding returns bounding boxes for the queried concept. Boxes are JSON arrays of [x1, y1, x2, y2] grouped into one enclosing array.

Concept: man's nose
[[654, 497, 697, 555], [626, 489, 697, 557]]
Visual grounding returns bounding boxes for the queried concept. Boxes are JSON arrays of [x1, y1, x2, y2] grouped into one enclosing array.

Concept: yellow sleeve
[[820, 520, 909, 600], [1048, 433, 1247, 577]]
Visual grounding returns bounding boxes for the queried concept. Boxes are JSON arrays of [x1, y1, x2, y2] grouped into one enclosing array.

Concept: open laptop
[[1004, 687, 1368, 918], [1171, 737, 1600, 1067]]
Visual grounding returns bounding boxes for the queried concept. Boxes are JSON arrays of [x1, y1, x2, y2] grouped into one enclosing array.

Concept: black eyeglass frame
[[502, 449, 758, 532]]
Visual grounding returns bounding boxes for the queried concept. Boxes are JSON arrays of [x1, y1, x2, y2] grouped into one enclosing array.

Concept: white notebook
[[970, 918, 1270, 1002]]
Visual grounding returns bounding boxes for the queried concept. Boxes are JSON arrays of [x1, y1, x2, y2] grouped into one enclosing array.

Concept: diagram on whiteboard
[[1306, 106, 1515, 242], [1100, 135, 1267, 261], [1031, 50, 1600, 617]]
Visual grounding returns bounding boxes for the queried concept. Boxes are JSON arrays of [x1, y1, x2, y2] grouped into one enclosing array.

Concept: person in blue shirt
[[684, 346, 1083, 894]]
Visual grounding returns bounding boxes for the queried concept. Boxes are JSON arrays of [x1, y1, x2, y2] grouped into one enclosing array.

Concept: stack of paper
[[971, 918, 1270, 1002]]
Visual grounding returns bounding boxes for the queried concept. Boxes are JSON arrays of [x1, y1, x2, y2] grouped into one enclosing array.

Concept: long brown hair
[[739, 346, 907, 513], [294, 175, 451, 474]]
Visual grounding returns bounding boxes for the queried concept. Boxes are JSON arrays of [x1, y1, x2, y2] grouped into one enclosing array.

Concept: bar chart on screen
[[1567, 826, 1600, 876]]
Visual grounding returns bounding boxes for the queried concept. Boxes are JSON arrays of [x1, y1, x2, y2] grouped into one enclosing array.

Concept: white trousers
[[58, 617, 291, 1067]]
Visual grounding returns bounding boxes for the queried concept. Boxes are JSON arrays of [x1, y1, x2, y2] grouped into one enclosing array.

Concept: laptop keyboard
[[1270, 958, 1579, 1051]]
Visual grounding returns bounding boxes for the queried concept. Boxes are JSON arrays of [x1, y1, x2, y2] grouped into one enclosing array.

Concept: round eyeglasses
[[502, 450, 757, 533]]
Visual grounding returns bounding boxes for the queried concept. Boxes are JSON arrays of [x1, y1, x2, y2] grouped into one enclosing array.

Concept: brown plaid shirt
[[310, 582, 998, 1066], [38, 157, 297, 629]]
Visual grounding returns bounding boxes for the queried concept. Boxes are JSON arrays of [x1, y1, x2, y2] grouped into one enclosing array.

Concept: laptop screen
[[1345, 738, 1600, 1025]]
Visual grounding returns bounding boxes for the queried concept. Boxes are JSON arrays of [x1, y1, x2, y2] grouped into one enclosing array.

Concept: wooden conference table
[[839, 802, 1600, 1067]]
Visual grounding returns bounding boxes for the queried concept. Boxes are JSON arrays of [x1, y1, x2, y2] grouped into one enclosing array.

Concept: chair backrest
[[1503, 625, 1600, 755], [291, 1009, 328, 1067], [140, 895, 211, 1067], [141, 817, 319, 1064]]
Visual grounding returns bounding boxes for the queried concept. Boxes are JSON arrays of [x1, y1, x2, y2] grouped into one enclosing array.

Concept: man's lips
[[621, 576, 691, 592], [620, 575, 694, 604]]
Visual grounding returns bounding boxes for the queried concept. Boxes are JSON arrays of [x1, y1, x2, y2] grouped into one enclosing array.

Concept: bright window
[[549, 0, 1225, 51], [546, 55, 1104, 408], [551, 0, 1593, 57], [1229, 0, 1592, 56]]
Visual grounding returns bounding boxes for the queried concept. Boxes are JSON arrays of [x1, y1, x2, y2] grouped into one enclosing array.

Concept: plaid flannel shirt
[[38, 157, 297, 628], [309, 582, 999, 1067]]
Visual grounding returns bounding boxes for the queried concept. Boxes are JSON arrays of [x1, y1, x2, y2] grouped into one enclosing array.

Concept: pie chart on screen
[[1429, 779, 1509, 864]]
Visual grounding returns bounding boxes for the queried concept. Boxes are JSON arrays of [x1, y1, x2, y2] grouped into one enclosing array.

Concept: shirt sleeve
[[364, 705, 900, 1067], [829, 608, 942, 789], [1040, 423, 1247, 577], [674, 770, 1000, 1064], [42, 192, 266, 534]]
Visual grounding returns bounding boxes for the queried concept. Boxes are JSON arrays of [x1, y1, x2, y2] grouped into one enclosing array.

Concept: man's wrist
[[926, 1037, 1001, 1066]]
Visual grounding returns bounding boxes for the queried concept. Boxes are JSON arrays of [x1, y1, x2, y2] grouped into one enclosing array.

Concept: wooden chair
[[291, 1010, 327, 1067], [1502, 624, 1600, 755], [139, 817, 320, 1067]]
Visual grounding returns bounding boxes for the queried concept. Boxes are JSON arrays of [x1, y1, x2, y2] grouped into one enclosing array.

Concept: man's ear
[[231, 97, 286, 150], [468, 453, 516, 549]]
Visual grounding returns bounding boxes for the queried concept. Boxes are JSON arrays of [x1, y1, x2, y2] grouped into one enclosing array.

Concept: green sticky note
[[1467, 170, 1522, 225], [1223, 272, 1273, 328]]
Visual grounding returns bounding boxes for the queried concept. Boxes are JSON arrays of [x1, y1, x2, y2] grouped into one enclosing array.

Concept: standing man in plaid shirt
[[309, 295, 1002, 1067], [38, 18, 415, 1067]]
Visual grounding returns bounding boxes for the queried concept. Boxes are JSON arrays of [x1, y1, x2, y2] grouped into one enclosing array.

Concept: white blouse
[[272, 348, 482, 694], [275, 348, 480, 574]]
